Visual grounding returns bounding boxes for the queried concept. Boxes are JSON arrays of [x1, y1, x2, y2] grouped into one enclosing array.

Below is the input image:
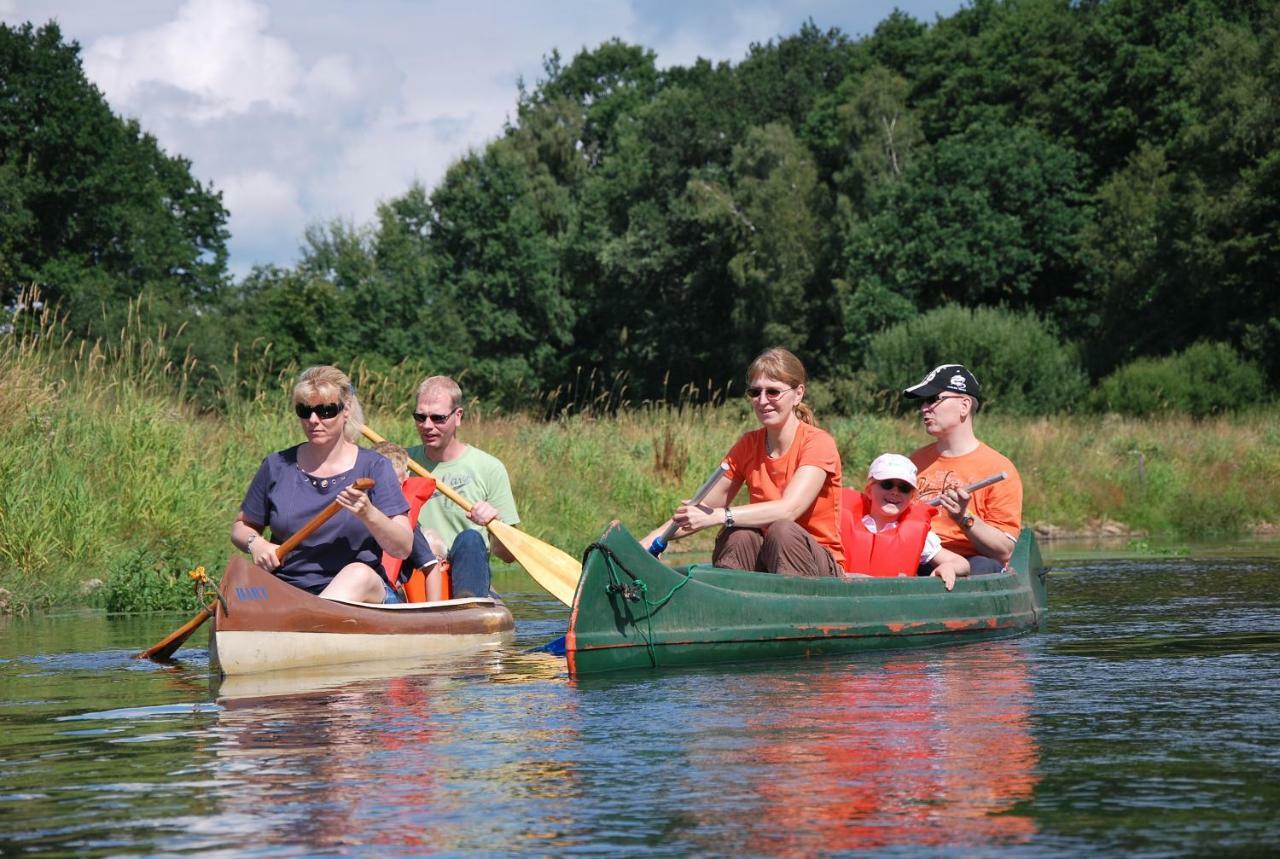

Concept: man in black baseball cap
[[903, 364, 982, 405], [903, 364, 1022, 574]]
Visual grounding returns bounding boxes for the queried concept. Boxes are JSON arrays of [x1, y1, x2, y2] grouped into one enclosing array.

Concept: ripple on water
[[56, 702, 223, 722], [2, 553, 1279, 855]]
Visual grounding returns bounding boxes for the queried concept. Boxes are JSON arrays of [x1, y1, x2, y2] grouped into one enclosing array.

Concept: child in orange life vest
[[840, 453, 970, 590], [372, 441, 449, 600]]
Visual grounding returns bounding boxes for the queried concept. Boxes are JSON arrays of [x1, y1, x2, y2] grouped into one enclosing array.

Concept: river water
[[2, 542, 1278, 857]]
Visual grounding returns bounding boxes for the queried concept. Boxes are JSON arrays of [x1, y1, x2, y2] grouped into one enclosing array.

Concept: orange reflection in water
[[729, 644, 1039, 855]]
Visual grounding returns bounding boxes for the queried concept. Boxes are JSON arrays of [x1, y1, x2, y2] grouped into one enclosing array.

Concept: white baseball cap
[[866, 453, 918, 488]]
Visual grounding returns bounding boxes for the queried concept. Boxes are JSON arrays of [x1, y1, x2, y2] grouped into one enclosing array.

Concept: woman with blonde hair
[[230, 365, 413, 602], [642, 347, 844, 576]]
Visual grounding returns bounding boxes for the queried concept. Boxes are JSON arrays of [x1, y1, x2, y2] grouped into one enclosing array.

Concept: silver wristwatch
[[724, 507, 735, 528]]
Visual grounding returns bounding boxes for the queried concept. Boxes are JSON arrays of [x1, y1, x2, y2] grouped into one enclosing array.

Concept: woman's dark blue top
[[240, 445, 409, 594]]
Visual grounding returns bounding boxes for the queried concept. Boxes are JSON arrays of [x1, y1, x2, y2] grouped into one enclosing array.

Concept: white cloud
[[81, 0, 353, 122], [219, 169, 306, 275], [5, 0, 965, 275]]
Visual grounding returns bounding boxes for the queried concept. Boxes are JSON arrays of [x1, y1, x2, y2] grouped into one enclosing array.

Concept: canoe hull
[[211, 556, 515, 675], [566, 522, 1047, 676]]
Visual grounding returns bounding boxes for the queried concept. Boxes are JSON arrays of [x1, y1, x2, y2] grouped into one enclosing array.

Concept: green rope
[[583, 543, 694, 667]]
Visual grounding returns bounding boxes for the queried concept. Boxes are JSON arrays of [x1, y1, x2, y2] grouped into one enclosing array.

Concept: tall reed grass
[[2, 294, 1277, 612]]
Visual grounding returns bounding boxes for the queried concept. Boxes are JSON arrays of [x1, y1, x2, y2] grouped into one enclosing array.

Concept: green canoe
[[565, 521, 1048, 676]]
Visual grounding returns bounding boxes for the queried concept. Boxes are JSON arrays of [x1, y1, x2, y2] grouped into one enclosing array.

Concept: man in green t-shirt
[[405, 375, 519, 597]]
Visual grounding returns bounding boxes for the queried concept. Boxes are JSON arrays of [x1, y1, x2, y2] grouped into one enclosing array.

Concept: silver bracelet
[[245, 534, 258, 553]]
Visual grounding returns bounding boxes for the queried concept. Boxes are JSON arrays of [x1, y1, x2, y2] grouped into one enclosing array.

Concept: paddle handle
[[358, 424, 475, 512], [649, 463, 730, 556], [274, 477, 376, 558], [927, 472, 1007, 506]]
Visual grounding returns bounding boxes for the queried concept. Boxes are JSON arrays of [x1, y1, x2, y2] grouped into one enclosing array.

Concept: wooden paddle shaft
[[358, 421, 581, 607], [357, 425, 476, 512], [926, 471, 1007, 506]]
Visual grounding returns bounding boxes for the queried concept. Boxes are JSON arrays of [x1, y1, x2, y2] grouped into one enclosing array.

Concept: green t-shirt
[[405, 444, 519, 552]]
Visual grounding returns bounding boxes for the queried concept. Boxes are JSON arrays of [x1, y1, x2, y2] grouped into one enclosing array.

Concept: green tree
[[426, 141, 575, 400], [368, 184, 471, 374], [0, 22, 229, 333], [839, 123, 1090, 348], [519, 40, 660, 168], [689, 123, 827, 370], [1078, 144, 1175, 373], [805, 64, 924, 214], [865, 304, 1088, 416], [1167, 14, 1280, 381]]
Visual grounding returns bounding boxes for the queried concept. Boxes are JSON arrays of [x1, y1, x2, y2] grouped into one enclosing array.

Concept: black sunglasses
[[877, 479, 915, 493], [921, 393, 966, 407], [413, 409, 458, 425], [295, 401, 343, 420], [745, 386, 795, 400]]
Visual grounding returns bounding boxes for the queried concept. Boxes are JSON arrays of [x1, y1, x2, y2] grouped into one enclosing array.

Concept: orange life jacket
[[839, 488, 936, 576], [382, 476, 437, 587]]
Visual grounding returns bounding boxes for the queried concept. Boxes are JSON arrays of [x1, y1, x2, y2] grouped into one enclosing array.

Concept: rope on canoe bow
[[582, 542, 694, 667], [189, 566, 228, 616]]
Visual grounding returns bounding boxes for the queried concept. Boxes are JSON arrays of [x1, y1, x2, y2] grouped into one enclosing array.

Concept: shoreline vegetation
[[2, 311, 1278, 615]]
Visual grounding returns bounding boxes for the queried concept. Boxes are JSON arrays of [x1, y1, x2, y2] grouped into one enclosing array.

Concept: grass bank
[[3, 313, 1278, 613]]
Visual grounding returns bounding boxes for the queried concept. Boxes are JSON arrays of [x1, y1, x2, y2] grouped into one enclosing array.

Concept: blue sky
[[4, 1, 964, 277]]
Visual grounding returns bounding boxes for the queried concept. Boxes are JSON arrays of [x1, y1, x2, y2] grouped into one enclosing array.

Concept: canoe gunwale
[[320, 595, 498, 611]]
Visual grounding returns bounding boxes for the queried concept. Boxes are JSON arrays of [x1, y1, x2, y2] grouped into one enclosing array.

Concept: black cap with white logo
[[903, 364, 983, 401]]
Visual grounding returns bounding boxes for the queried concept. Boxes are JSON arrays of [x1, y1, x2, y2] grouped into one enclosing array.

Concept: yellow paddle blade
[[488, 519, 580, 606], [358, 422, 581, 606]]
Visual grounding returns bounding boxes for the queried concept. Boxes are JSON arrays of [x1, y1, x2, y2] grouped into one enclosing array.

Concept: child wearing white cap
[[840, 453, 970, 590]]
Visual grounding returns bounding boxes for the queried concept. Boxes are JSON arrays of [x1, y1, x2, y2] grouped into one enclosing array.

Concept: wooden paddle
[[358, 423, 580, 606], [134, 478, 375, 661]]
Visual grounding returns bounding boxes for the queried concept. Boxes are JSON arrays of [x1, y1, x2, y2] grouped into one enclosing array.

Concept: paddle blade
[[134, 606, 212, 661], [488, 519, 580, 606], [526, 635, 567, 656]]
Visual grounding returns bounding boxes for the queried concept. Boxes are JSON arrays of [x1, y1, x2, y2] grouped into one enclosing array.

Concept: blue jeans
[[449, 529, 492, 598]]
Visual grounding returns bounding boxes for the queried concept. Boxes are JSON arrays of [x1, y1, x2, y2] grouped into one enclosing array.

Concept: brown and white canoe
[[210, 555, 515, 675]]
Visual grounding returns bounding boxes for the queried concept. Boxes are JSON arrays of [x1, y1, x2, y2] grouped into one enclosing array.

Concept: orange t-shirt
[[723, 421, 844, 566], [910, 442, 1022, 556]]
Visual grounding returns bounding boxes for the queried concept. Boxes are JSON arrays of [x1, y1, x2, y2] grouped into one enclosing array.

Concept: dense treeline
[[0, 23, 229, 339], [3, 2, 1278, 416]]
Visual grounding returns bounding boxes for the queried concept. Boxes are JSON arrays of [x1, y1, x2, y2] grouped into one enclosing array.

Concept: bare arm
[[927, 547, 971, 591], [467, 500, 515, 562], [640, 472, 740, 549], [668, 465, 828, 535], [935, 487, 1017, 563], [337, 484, 413, 559], [488, 530, 516, 564], [232, 512, 280, 572]]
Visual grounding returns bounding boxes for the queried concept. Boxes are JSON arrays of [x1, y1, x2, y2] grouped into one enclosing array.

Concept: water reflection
[[194, 641, 1039, 855], [668, 645, 1040, 855], [3, 551, 1279, 855], [205, 649, 574, 854]]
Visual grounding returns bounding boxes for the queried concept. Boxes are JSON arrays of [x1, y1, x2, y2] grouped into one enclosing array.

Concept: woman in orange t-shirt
[[641, 347, 843, 576]]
